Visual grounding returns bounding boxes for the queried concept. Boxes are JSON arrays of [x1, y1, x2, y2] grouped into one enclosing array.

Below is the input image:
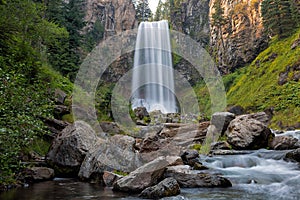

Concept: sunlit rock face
[[84, 0, 137, 37], [209, 0, 268, 74]]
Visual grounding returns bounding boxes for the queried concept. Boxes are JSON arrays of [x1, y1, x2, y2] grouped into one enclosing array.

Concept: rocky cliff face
[[209, 0, 268, 73], [84, 0, 137, 38], [82, 0, 137, 84], [171, 0, 210, 47], [170, 0, 268, 74]]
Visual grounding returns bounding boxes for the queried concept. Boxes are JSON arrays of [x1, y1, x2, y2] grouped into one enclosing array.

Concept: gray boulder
[[225, 115, 273, 150], [79, 135, 141, 180], [113, 156, 183, 193], [270, 136, 299, 150], [139, 177, 180, 199], [210, 112, 235, 136], [248, 112, 271, 126], [164, 166, 232, 188], [46, 121, 99, 176], [284, 148, 300, 162]]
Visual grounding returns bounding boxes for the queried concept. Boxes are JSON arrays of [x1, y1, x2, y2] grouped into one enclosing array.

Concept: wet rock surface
[[139, 177, 180, 199], [285, 148, 300, 162], [270, 136, 299, 150], [164, 166, 232, 188], [113, 156, 183, 193]]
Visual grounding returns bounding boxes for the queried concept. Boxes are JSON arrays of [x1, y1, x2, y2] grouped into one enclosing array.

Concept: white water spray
[[131, 20, 178, 113]]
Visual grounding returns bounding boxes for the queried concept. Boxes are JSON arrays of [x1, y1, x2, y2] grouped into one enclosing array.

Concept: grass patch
[[226, 29, 300, 128]]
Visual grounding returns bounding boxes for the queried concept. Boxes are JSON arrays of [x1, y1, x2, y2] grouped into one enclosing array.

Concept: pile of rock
[[43, 109, 300, 198], [113, 156, 231, 199]]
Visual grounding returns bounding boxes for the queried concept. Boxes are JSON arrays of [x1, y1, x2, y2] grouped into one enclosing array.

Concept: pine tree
[[211, 0, 228, 50], [261, 0, 299, 38], [154, 0, 170, 21], [45, 0, 86, 81], [135, 0, 152, 22]]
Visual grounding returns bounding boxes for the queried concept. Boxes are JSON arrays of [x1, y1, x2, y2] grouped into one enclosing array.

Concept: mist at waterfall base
[[130, 20, 179, 114]]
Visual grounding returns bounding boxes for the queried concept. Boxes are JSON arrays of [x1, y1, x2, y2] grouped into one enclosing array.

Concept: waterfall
[[131, 20, 178, 114]]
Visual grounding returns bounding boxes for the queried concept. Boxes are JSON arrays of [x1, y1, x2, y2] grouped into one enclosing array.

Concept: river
[[1, 131, 299, 200]]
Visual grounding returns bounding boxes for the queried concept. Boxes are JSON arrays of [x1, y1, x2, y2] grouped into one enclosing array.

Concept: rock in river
[[139, 177, 180, 199], [285, 148, 300, 162], [225, 114, 273, 150], [113, 156, 183, 193], [46, 121, 99, 176], [164, 165, 232, 188], [269, 136, 299, 150]]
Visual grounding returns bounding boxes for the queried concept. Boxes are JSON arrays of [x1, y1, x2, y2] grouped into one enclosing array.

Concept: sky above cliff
[[149, 0, 163, 13]]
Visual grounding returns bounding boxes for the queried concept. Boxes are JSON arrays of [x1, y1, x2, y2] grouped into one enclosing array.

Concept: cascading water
[[131, 20, 178, 113]]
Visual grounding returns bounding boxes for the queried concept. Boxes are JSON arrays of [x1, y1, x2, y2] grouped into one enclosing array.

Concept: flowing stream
[[131, 20, 178, 113], [1, 131, 299, 200]]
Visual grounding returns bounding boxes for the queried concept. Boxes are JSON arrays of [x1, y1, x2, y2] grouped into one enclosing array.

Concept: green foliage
[[193, 81, 212, 118], [191, 144, 202, 151], [222, 67, 247, 92], [62, 114, 75, 123], [0, 66, 53, 184], [211, 0, 228, 28], [0, 0, 75, 185], [211, 0, 228, 61], [199, 137, 213, 155], [261, 0, 299, 38], [227, 28, 300, 128], [154, 0, 171, 21], [24, 138, 51, 157], [38, 65, 73, 94], [46, 0, 87, 81], [95, 83, 114, 122], [83, 19, 105, 52], [113, 170, 128, 176]]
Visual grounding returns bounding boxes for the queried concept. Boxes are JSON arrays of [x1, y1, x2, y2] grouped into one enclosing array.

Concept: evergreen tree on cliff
[[261, 0, 299, 38], [135, 0, 152, 22], [211, 0, 228, 66], [46, 0, 86, 81]]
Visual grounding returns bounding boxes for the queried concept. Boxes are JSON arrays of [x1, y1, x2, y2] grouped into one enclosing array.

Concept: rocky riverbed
[[1, 111, 300, 199]]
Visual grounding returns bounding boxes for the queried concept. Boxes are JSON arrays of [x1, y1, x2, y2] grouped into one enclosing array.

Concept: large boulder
[[160, 122, 209, 147], [284, 148, 300, 162], [164, 166, 232, 188], [79, 135, 141, 180], [139, 177, 180, 199], [269, 136, 299, 150], [225, 114, 273, 150], [113, 156, 183, 193], [210, 112, 235, 136], [46, 121, 99, 176], [247, 112, 271, 126]]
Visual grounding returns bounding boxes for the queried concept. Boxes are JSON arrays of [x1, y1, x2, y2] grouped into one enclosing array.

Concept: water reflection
[[0, 178, 130, 200]]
